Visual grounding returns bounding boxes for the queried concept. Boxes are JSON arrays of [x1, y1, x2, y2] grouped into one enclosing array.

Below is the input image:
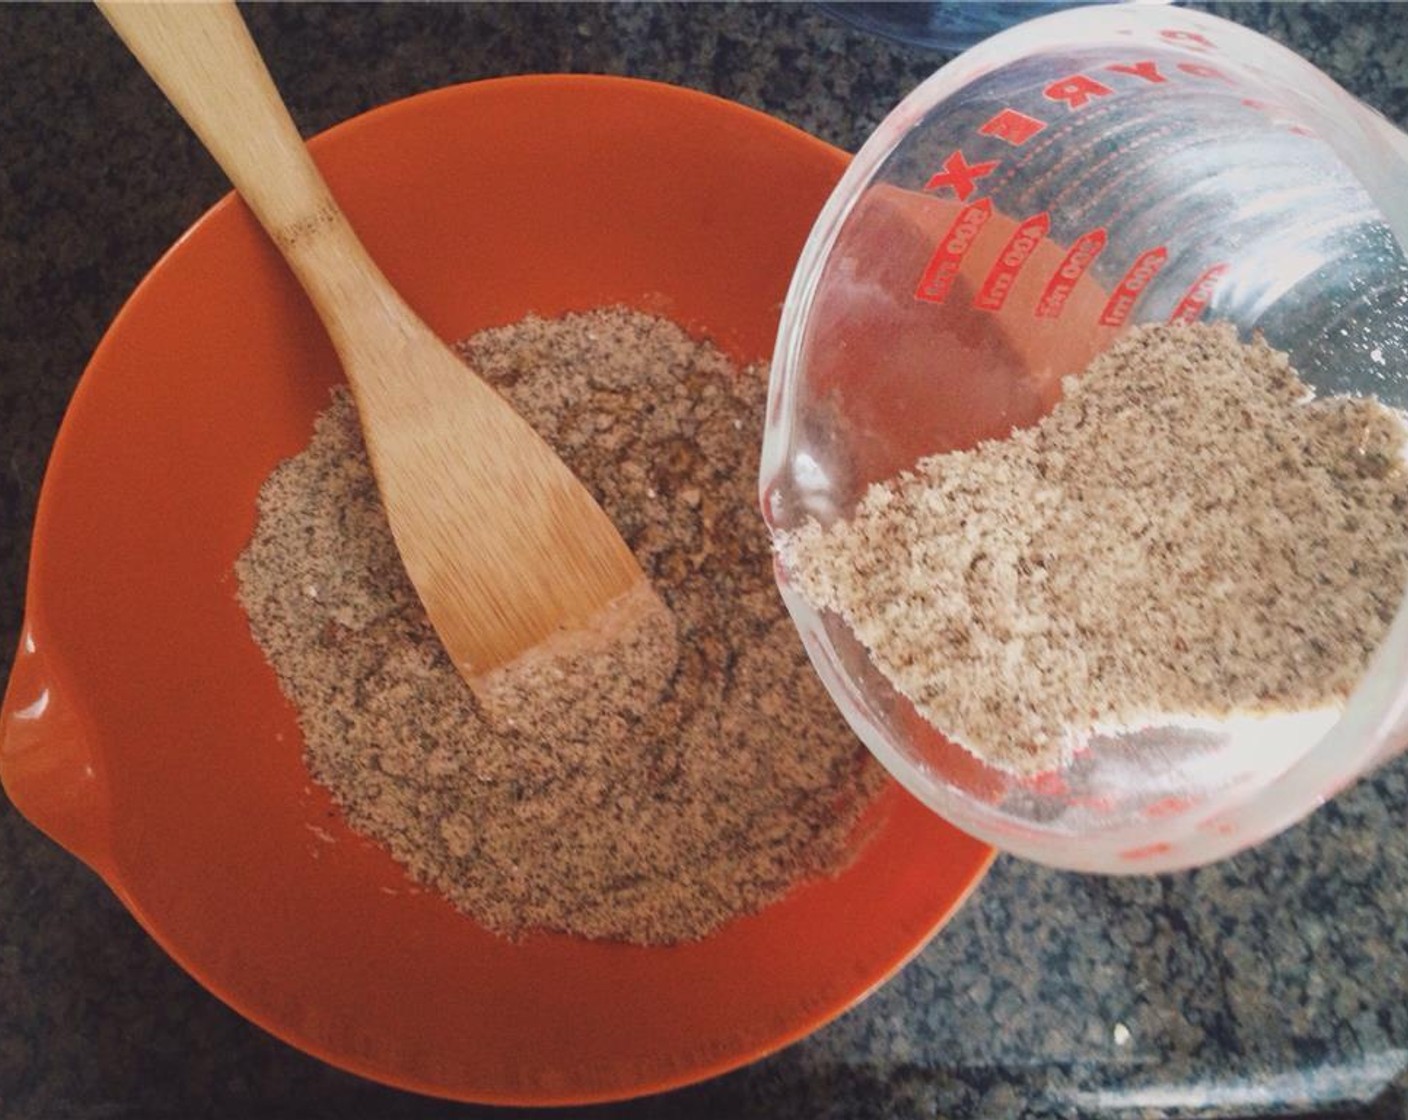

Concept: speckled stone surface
[[2, 3, 1407, 1118]]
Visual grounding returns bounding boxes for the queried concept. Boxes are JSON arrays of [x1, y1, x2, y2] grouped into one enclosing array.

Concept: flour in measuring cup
[[779, 322, 1408, 775]]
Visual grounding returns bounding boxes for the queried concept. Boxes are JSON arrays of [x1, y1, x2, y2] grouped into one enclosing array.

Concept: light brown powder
[[780, 322, 1408, 775], [471, 581, 680, 738], [235, 307, 884, 945]]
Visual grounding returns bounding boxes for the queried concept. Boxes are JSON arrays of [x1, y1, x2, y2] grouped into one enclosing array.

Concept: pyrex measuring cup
[[762, 6, 1408, 873]]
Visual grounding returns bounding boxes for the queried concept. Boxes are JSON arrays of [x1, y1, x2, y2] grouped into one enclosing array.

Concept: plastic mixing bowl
[[762, 6, 1408, 873], [0, 75, 993, 1104]]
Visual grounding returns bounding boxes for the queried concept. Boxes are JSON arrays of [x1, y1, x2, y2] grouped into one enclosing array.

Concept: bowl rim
[[3, 72, 996, 1106]]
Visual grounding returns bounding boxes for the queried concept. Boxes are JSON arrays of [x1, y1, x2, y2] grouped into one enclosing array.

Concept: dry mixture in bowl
[[235, 308, 885, 945], [781, 322, 1408, 776]]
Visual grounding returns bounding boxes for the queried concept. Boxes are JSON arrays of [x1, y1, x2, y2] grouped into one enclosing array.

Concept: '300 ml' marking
[[1099, 246, 1168, 326], [1034, 227, 1107, 319], [975, 212, 1050, 311]]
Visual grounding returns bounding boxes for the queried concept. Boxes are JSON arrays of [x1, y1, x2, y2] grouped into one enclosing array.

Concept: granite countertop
[[2, 3, 1407, 1118]]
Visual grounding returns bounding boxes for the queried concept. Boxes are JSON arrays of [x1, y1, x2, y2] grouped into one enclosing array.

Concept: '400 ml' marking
[[1170, 263, 1230, 323]]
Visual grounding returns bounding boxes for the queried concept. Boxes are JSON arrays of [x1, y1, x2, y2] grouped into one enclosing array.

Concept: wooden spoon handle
[[95, 0, 406, 374], [97, 0, 654, 682], [96, 2, 334, 246]]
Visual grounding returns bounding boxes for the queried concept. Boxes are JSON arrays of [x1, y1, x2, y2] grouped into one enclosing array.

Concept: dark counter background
[[2, 4, 1407, 1118]]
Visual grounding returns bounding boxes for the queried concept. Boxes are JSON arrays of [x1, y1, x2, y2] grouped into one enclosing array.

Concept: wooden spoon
[[96, 0, 669, 700]]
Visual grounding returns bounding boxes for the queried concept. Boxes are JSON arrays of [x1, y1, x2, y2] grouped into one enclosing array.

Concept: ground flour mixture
[[782, 322, 1408, 776], [236, 308, 884, 945]]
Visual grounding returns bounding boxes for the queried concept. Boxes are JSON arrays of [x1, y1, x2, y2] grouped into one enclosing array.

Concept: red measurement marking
[[1099, 246, 1168, 326], [1159, 28, 1216, 51], [1105, 60, 1168, 85], [974, 211, 1050, 311], [1120, 841, 1175, 861], [1169, 262, 1229, 323], [1027, 769, 1069, 796], [979, 107, 1047, 146], [923, 149, 1000, 202], [1243, 99, 1316, 137], [1034, 227, 1107, 320], [914, 198, 993, 305], [1144, 796, 1197, 820], [1044, 73, 1115, 110], [1178, 61, 1234, 84]]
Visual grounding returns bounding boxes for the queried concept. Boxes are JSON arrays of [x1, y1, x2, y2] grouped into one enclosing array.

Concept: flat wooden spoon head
[[356, 325, 664, 685], [97, 0, 670, 694]]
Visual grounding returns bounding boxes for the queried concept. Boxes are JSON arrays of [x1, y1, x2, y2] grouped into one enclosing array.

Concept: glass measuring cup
[[815, 1, 1136, 53], [761, 6, 1408, 873]]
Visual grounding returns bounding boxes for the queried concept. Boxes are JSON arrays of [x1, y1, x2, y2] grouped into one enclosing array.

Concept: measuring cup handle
[[0, 620, 115, 880]]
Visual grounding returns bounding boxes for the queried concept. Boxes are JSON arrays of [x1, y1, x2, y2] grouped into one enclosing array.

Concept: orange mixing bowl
[[0, 75, 992, 1105]]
